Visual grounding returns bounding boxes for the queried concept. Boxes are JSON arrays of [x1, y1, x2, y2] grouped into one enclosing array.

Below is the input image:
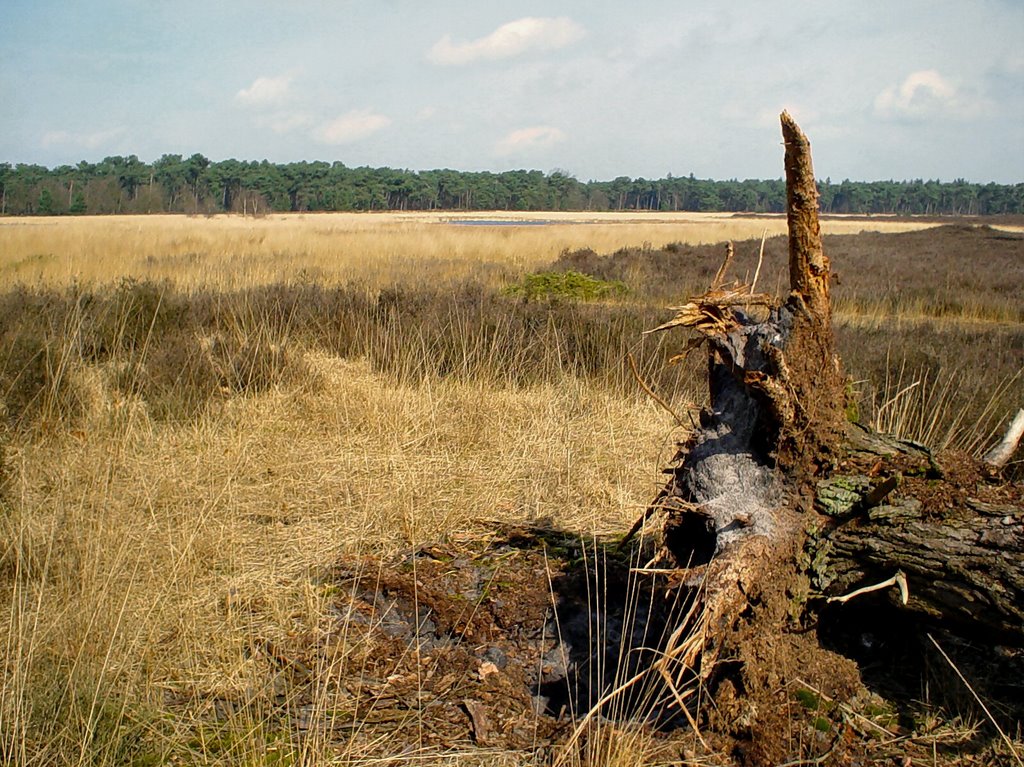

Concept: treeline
[[2, 155, 1022, 216]]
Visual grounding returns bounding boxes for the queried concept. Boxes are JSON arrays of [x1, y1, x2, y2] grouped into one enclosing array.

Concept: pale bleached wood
[[985, 408, 1024, 468]]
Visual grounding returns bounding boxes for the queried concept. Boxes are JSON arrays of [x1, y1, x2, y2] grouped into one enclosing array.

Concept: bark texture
[[812, 425, 1024, 643]]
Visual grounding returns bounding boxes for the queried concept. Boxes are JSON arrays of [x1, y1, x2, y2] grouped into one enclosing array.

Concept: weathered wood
[[782, 111, 830, 316], [643, 113, 1024, 727], [810, 427, 1024, 643], [775, 112, 848, 479], [641, 112, 847, 689], [825, 500, 1023, 640], [985, 407, 1024, 468]]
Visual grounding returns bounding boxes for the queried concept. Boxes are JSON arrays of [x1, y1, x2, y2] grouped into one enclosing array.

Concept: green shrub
[[504, 270, 627, 302]]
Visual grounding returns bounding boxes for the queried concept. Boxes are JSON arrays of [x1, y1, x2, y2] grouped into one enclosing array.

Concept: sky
[[1, 1, 1022, 183]]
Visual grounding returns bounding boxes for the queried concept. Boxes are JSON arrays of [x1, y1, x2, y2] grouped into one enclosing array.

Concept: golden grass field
[[1, 212, 1021, 765], [0, 211, 944, 290], [0, 213, 687, 766], [3, 355, 678, 765]]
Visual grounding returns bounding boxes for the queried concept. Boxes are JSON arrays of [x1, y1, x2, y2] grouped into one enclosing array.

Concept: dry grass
[[0, 351, 680, 765], [554, 226, 1024, 325], [0, 211, 940, 290], [1, 213, 1020, 765]]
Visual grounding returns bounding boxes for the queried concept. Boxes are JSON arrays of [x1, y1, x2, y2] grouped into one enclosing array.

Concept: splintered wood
[[646, 242, 775, 338]]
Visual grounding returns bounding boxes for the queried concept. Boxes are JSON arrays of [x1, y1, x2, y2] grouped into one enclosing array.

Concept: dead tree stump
[[638, 112, 1024, 738], [639, 112, 849, 682]]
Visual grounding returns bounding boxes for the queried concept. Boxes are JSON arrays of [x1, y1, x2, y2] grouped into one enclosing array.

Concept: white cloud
[[429, 17, 584, 66], [235, 75, 292, 107], [873, 70, 983, 121], [495, 125, 566, 155], [40, 127, 124, 150], [416, 106, 438, 122], [315, 109, 391, 144]]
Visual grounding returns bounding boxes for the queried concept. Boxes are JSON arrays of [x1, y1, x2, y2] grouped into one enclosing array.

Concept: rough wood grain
[[811, 428, 1024, 643], [782, 111, 830, 314]]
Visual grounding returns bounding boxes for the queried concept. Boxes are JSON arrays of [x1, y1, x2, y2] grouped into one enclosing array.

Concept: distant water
[[446, 219, 557, 227]]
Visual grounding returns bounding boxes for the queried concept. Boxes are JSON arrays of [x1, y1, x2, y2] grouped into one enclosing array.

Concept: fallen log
[[812, 425, 1024, 643]]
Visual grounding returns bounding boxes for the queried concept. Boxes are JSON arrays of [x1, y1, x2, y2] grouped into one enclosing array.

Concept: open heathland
[[0, 214, 1022, 765], [0, 211, 943, 290]]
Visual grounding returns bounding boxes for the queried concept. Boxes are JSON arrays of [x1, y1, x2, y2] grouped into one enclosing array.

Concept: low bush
[[504, 270, 628, 302]]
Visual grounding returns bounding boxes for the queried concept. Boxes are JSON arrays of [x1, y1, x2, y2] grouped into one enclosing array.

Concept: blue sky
[[2, 1, 1022, 182]]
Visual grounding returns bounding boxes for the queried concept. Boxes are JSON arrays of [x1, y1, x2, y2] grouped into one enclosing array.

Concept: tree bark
[[812, 425, 1024, 643]]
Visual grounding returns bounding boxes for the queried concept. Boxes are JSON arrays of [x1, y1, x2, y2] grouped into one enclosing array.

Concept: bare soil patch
[[299, 528, 701, 759]]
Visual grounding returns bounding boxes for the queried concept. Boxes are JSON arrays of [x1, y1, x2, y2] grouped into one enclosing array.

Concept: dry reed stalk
[[926, 634, 1023, 767]]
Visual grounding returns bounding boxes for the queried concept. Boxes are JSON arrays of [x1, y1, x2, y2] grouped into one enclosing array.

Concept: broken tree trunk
[[640, 111, 1024, 709], [985, 407, 1024, 468], [637, 111, 851, 694]]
